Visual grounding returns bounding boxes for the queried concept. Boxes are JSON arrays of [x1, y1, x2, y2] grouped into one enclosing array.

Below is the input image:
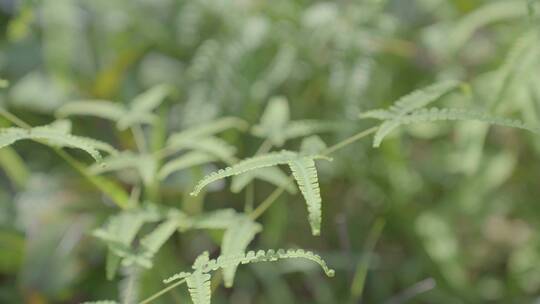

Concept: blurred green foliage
[[1, 0, 540, 303]]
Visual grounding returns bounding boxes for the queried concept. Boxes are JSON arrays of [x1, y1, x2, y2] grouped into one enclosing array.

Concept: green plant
[[1, 70, 537, 303], [2, 0, 540, 303]]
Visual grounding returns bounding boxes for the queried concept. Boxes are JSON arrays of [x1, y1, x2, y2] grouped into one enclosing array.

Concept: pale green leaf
[[0, 123, 115, 162], [56, 100, 126, 120], [252, 96, 290, 146], [221, 216, 262, 287], [190, 151, 297, 196], [164, 249, 335, 285], [288, 157, 324, 235], [158, 151, 216, 180], [186, 271, 212, 304]]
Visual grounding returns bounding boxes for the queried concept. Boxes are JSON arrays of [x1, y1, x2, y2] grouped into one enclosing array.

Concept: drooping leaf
[[191, 151, 329, 235], [0, 122, 116, 162], [190, 151, 297, 196], [164, 249, 335, 285], [288, 157, 323, 235]]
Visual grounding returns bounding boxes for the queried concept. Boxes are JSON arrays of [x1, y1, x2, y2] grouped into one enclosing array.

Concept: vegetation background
[[1, 0, 540, 303]]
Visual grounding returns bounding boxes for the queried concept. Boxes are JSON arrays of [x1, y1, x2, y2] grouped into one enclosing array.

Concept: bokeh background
[[1, 0, 540, 303]]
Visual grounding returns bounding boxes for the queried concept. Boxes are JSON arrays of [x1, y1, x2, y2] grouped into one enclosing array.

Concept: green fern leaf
[[186, 271, 212, 304], [164, 249, 335, 285], [56, 100, 126, 120], [387, 80, 461, 115], [158, 151, 217, 180], [190, 151, 297, 196], [221, 216, 262, 287], [191, 151, 329, 235], [0, 122, 116, 162], [288, 157, 324, 235], [373, 108, 539, 147]]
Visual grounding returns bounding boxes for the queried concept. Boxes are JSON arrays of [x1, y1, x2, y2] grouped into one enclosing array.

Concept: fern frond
[[186, 271, 212, 304], [288, 157, 324, 235], [56, 100, 126, 120], [387, 80, 461, 115], [167, 117, 248, 144], [230, 166, 297, 194], [164, 248, 335, 284], [221, 216, 262, 287], [190, 151, 297, 196], [0, 123, 115, 162], [373, 108, 539, 147], [158, 151, 216, 180]]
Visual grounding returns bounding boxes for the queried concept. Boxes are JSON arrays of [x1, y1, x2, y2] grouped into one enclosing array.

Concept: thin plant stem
[[139, 279, 187, 304], [0, 107, 31, 129], [250, 182, 288, 220], [255, 138, 272, 155], [322, 126, 378, 155], [349, 218, 386, 303]]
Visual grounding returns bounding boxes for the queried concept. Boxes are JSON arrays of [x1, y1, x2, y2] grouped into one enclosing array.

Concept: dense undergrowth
[[1, 0, 540, 303]]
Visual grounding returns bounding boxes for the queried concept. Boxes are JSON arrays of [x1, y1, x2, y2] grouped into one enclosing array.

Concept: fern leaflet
[[0, 122, 116, 162], [221, 216, 262, 287], [288, 157, 323, 235], [190, 151, 297, 196], [56, 100, 126, 120]]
